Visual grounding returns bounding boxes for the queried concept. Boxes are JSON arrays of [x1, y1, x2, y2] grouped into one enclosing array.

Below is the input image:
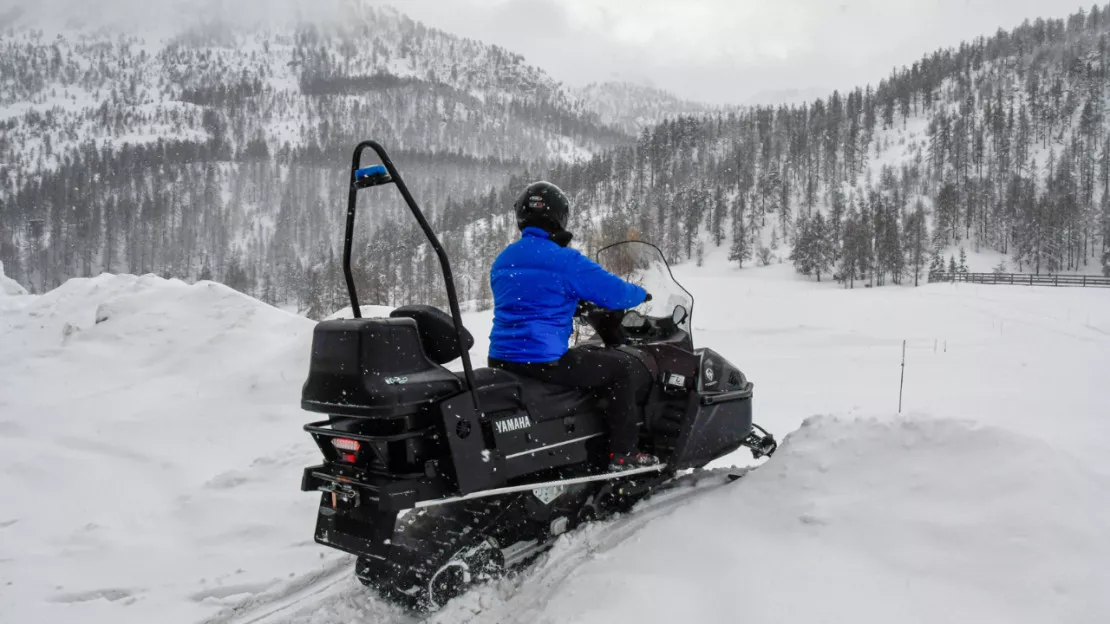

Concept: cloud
[[391, 0, 1087, 104]]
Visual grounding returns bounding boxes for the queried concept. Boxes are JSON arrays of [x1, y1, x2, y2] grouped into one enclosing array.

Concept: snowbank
[[455, 414, 1110, 624], [0, 260, 29, 296], [0, 274, 330, 624]]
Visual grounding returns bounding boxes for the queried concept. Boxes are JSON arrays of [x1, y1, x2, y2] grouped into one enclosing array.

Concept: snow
[[468, 414, 1110, 624], [2, 248, 1109, 623], [0, 273, 334, 624], [324, 304, 395, 320]]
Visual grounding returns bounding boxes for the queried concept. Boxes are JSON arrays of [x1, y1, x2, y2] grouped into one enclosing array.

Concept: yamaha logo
[[494, 414, 533, 434], [704, 364, 718, 386]]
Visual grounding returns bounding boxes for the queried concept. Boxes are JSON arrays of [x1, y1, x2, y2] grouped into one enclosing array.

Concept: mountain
[[0, 2, 709, 302], [570, 81, 721, 135], [354, 3, 1110, 317]]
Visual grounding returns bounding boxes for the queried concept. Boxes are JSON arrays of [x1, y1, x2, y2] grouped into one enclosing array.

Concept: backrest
[[389, 304, 474, 365]]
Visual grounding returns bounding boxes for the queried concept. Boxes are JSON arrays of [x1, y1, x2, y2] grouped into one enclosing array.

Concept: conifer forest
[[2, 4, 1108, 316]]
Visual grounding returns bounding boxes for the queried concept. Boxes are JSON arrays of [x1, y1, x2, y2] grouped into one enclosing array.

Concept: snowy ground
[[1, 246, 1109, 624]]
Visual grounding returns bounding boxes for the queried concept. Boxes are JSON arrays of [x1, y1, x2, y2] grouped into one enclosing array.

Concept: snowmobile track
[[208, 466, 752, 624]]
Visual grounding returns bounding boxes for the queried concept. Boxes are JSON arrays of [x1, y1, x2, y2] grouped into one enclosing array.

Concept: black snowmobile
[[298, 140, 778, 608]]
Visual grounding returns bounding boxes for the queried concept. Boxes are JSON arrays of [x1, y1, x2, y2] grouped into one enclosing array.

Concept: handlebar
[[575, 292, 651, 317]]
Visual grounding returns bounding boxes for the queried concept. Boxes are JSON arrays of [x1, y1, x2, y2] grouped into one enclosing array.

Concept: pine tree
[[905, 204, 930, 286], [949, 255, 958, 273], [789, 214, 817, 277], [304, 267, 327, 320], [223, 253, 250, 293], [727, 197, 752, 268], [838, 209, 859, 288], [813, 211, 835, 282], [928, 235, 945, 279], [261, 273, 277, 305], [958, 247, 969, 273]]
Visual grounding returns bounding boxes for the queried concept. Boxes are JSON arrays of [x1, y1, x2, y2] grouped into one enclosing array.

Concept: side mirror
[[672, 305, 688, 326]]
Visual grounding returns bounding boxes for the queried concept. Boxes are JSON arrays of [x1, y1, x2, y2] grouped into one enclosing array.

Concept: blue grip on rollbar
[[355, 165, 389, 180]]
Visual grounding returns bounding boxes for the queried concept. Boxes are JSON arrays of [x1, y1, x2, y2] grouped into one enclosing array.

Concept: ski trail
[[199, 557, 362, 624]]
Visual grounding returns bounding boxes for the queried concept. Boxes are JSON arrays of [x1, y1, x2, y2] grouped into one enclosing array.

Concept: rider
[[487, 181, 660, 472]]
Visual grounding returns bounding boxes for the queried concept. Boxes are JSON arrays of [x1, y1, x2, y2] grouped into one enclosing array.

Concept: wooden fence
[[929, 271, 1110, 288]]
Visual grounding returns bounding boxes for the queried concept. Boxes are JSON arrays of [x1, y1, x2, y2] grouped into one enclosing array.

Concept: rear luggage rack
[[301, 464, 453, 512], [304, 418, 443, 480], [304, 419, 434, 443]]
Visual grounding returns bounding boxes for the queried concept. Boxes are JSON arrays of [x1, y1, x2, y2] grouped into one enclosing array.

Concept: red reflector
[[341, 453, 357, 463], [331, 438, 360, 452]]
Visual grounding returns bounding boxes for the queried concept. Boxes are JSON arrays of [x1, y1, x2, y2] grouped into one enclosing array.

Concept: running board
[[414, 464, 669, 509]]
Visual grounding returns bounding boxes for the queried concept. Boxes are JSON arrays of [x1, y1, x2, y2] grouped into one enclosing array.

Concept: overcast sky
[[3, 0, 1088, 105], [387, 0, 1084, 104]]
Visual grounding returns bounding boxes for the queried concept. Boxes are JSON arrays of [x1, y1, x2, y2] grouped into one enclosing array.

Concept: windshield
[[594, 241, 693, 332]]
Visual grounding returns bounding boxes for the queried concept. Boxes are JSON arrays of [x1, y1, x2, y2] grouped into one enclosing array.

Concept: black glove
[[643, 292, 652, 302]]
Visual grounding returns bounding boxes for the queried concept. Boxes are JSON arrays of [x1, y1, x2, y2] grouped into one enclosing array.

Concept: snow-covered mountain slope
[[0, 1, 716, 304], [570, 81, 721, 135], [2, 240, 1108, 623], [0, 3, 618, 169], [423, 5, 1110, 312]]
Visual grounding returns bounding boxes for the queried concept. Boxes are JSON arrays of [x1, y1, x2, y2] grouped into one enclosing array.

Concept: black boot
[[608, 451, 660, 472]]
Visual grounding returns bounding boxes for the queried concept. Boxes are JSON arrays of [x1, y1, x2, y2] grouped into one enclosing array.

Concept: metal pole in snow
[[899, 340, 906, 414]]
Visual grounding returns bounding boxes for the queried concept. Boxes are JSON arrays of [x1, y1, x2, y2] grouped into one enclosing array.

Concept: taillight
[[331, 438, 360, 463], [331, 438, 360, 452]]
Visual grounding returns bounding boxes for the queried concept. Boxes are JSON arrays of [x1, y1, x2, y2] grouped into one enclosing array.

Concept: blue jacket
[[488, 227, 647, 363]]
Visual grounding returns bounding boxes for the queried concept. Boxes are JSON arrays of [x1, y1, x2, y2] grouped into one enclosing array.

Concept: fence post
[[899, 340, 906, 414]]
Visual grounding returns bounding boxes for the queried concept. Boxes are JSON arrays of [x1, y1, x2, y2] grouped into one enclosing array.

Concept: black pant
[[489, 347, 649, 456]]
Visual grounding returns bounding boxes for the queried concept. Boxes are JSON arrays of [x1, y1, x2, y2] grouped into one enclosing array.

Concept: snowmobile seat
[[453, 367, 599, 422], [384, 304, 596, 421], [389, 304, 474, 366]]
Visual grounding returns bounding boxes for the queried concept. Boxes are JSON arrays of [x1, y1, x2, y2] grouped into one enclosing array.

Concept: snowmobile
[[298, 140, 778, 608]]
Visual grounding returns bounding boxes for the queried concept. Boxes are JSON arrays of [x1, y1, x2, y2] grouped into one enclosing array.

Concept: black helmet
[[514, 181, 570, 233]]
